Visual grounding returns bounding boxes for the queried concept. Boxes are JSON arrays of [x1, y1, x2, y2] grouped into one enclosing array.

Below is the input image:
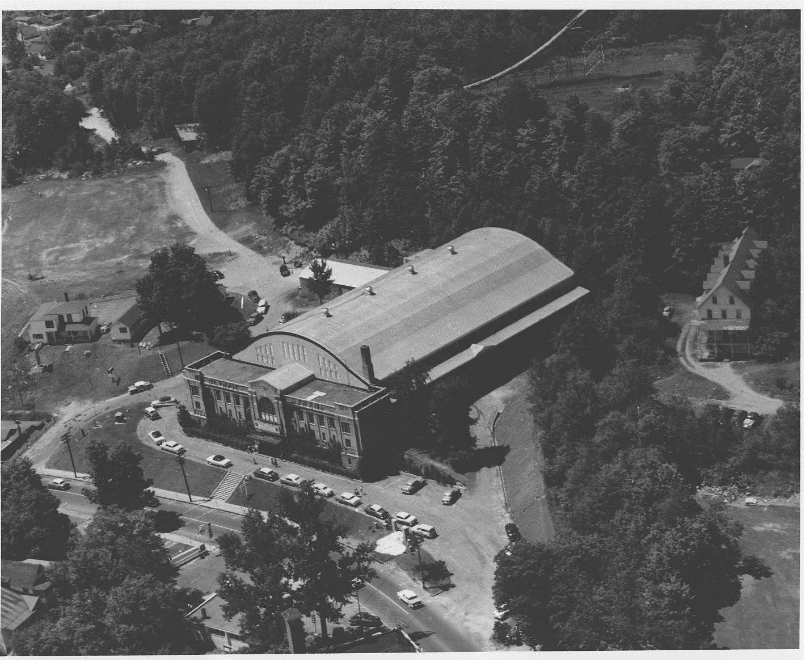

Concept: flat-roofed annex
[[277, 227, 575, 381]]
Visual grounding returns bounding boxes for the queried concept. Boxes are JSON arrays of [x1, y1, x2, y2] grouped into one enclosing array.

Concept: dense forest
[[2, 10, 799, 650]]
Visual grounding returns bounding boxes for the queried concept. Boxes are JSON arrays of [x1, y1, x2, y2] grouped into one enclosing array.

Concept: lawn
[[714, 503, 800, 649], [46, 406, 224, 498], [731, 354, 800, 403]]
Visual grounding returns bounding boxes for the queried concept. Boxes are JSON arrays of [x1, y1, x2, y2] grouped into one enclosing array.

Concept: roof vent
[[448, 245, 456, 255], [365, 285, 375, 295], [323, 308, 331, 318], [408, 265, 416, 275]]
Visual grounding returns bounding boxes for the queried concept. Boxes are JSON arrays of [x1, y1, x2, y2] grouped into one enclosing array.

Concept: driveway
[[156, 152, 301, 331], [678, 322, 784, 415]]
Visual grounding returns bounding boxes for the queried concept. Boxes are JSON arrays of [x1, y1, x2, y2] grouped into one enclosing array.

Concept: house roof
[[1, 587, 38, 632], [29, 301, 72, 322], [250, 363, 313, 393], [27, 43, 46, 54], [19, 26, 40, 39], [117, 46, 136, 54], [729, 157, 767, 171], [196, 12, 215, 27], [199, 357, 272, 384], [1, 561, 46, 592], [112, 300, 142, 328], [696, 227, 767, 309], [275, 227, 576, 382], [187, 593, 240, 634], [299, 259, 389, 290], [175, 123, 202, 142]]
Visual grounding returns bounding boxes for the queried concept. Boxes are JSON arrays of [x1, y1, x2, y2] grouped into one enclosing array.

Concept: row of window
[[711, 295, 736, 305], [707, 309, 742, 320]]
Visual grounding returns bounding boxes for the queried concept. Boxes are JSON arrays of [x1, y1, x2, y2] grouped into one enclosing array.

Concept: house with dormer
[[27, 295, 100, 345], [694, 226, 767, 360]]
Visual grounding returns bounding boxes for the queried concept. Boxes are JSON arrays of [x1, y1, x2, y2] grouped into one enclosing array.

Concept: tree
[[428, 374, 475, 452], [308, 258, 333, 304], [2, 21, 26, 69], [415, 559, 453, 587], [83, 439, 157, 510], [136, 243, 223, 332], [211, 321, 253, 353], [384, 359, 432, 448], [1, 457, 74, 560]]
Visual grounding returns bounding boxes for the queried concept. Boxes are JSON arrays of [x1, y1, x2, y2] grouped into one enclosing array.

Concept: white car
[[160, 440, 186, 455], [148, 430, 165, 445], [312, 482, 334, 498], [143, 406, 160, 420], [206, 454, 233, 468], [410, 523, 437, 539], [280, 473, 303, 487], [397, 589, 424, 609], [151, 396, 178, 407], [47, 478, 70, 491], [336, 492, 362, 507], [127, 380, 153, 395], [394, 512, 418, 527]]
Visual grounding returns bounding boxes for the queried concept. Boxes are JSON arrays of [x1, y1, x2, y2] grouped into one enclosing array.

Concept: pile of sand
[[374, 531, 407, 556]]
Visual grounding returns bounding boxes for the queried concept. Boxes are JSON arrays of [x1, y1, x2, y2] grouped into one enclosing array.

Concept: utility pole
[[175, 339, 184, 368], [177, 454, 192, 502], [352, 578, 364, 635], [61, 430, 77, 478]]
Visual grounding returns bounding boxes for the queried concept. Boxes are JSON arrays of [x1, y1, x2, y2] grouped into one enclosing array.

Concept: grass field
[[714, 504, 800, 649], [732, 354, 800, 403], [46, 406, 224, 497], [478, 38, 700, 114], [1, 165, 207, 411]]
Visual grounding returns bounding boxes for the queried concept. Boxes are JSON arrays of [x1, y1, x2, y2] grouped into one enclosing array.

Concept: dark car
[[505, 523, 521, 542], [247, 312, 263, 326], [247, 290, 260, 303], [212, 270, 224, 280], [401, 477, 426, 495], [365, 504, 390, 520], [254, 467, 279, 481]]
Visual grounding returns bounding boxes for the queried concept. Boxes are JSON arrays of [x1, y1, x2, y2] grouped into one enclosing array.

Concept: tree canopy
[[83, 438, 158, 510], [1, 457, 74, 560], [308, 258, 333, 304]]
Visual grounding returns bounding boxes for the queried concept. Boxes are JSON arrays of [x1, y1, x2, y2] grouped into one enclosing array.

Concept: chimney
[[200, 607, 207, 620], [408, 265, 416, 275], [448, 245, 456, 255], [282, 608, 306, 654], [360, 345, 375, 383], [63, 292, 69, 302]]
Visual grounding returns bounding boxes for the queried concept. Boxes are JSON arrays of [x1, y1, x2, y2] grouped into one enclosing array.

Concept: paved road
[[677, 322, 784, 415]]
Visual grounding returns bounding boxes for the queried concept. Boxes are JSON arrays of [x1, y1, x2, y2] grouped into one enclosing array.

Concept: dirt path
[[156, 153, 300, 329], [677, 322, 784, 416]]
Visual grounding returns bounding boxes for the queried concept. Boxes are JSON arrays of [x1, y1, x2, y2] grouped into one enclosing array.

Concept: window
[[721, 309, 727, 319], [344, 438, 352, 447], [225, 392, 231, 403], [45, 320, 55, 328], [736, 309, 742, 319], [346, 457, 352, 465], [341, 421, 351, 434], [32, 334, 43, 340], [193, 400, 201, 409], [233, 395, 240, 406], [318, 414, 325, 427], [191, 385, 200, 396], [215, 390, 221, 401], [707, 309, 713, 319], [712, 296, 718, 305], [328, 418, 336, 430], [258, 397, 277, 423], [307, 412, 315, 424], [729, 295, 735, 305]]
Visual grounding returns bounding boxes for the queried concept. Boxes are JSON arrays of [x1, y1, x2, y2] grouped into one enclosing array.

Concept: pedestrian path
[[211, 471, 245, 501]]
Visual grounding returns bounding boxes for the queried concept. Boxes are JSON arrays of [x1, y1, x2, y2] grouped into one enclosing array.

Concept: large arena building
[[183, 227, 588, 470]]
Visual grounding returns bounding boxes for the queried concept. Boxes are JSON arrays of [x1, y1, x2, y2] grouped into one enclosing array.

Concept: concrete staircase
[[211, 471, 244, 501]]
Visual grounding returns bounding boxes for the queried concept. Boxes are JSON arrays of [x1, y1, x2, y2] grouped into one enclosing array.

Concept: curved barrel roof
[[272, 227, 575, 382]]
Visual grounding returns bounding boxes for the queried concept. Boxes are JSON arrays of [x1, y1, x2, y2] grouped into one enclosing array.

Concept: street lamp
[[176, 454, 192, 502]]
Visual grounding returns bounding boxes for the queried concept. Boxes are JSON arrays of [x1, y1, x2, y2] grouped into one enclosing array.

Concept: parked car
[[505, 523, 521, 542], [401, 477, 426, 494], [662, 305, 674, 318], [160, 440, 186, 455], [151, 396, 178, 408], [247, 290, 260, 303], [257, 299, 270, 314], [47, 478, 70, 491], [279, 311, 295, 324], [100, 323, 111, 334], [394, 512, 418, 527], [313, 482, 335, 498], [349, 612, 383, 629], [254, 467, 279, 481], [207, 454, 233, 468], [148, 430, 165, 445], [410, 523, 437, 539], [212, 270, 224, 279], [397, 589, 424, 609], [442, 487, 461, 505], [247, 312, 263, 326], [143, 407, 161, 421], [128, 380, 153, 395], [365, 504, 390, 520], [336, 492, 362, 507], [745, 497, 759, 507], [743, 412, 762, 429], [280, 473, 303, 487]]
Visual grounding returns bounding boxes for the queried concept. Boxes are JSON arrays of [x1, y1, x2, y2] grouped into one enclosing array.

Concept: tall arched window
[[258, 397, 277, 423]]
